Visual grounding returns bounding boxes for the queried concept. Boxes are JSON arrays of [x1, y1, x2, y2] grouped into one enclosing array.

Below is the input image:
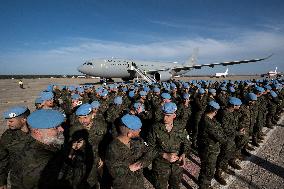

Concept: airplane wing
[[172, 54, 273, 72]]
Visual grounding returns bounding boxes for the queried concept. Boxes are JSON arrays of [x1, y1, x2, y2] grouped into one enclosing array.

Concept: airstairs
[[130, 65, 156, 85]]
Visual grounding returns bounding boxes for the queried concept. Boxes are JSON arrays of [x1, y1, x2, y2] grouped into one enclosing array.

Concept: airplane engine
[[154, 71, 172, 82]]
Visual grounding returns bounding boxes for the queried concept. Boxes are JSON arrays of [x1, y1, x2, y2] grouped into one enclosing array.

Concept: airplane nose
[[77, 65, 84, 73]]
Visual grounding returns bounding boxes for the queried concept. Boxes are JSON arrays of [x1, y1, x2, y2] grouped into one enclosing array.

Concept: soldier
[[215, 97, 243, 185], [216, 86, 228, 108], [105, 96, 125, 137], [198, 101, 226, 189], [176, 93, 192, 130], [265, 91, 279, 129], [153, 92, 172, 123], [20, 109, 66, 188], [252, 86, 266, 147], [0, 106, 30, 189], [72, 103, 108, 188], [192, 88, 207, 148], [207, 89, 217, 102], [35, 97, 44, 110], [99, 90, 110, 115], [145, 102, 191, 189], [105, 114, 149, 189], [235, 93, 257, 160], [39, 91, 55, 109]]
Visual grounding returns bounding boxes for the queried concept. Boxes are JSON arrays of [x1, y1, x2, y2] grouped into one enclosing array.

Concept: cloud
[[1, 30, 284, 75]]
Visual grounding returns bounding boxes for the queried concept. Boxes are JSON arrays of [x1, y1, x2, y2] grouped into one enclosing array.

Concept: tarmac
[[0, 77, 283, 189]]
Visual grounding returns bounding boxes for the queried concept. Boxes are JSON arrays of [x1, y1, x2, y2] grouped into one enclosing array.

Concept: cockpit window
[[86, 62, 93, 65]]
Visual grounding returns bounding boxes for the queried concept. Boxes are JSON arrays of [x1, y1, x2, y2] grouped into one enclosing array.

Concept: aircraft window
[[87, 62, 93, 65], [83, 63, 86, 65]]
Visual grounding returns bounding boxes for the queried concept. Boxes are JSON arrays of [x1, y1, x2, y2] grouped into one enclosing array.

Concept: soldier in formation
[[0, 78, 283, 189]]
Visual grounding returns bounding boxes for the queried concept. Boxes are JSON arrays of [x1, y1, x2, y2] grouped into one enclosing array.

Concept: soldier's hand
[[129, 162, 142, 172], [98, 158, 104, 169], [179, 154, 186, 167], [240, 128, 246, 135], [169, 153, 180, 163], [0, 185, 7, 189]]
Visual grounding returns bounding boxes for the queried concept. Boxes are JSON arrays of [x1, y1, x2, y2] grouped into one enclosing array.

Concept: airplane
[[261, 67, 282, 78], [77, 54, 272, 83], [215, 68, 229, 78]]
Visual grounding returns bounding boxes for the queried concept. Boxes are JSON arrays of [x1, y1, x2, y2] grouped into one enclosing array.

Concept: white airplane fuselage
[[77, 59, 189, 79]]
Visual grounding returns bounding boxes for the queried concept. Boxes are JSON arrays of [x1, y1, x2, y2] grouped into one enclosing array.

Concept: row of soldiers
[[0, 78, 283, 189]]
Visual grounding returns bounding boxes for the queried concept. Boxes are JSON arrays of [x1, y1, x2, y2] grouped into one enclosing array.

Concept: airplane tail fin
[[275, 67, 278, 72], [225, 68, 229, 74], [184, 48, 199, 66]]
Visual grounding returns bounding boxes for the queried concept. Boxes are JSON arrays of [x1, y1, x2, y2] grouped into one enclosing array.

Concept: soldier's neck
[[21, 124, 30, 133], [117, 136, 131, 148]]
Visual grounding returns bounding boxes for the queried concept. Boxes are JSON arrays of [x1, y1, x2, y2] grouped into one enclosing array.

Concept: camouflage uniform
[[105, 138, 149, 189], [235, 104, 252, 154], [266, 95, 279, 128], [216, 109, 238, 171], [146, 120, 191, 189], [176, 102, 192, 130], [105, 104, 124, 137], [192, 95, 207, 147], [0, 129, 31, 188], [197, 115, 226, 189], [15, 136, 66, 189]]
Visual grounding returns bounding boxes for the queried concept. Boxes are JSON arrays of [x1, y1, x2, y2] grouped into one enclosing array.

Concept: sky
[[0, 0, 283, 75]]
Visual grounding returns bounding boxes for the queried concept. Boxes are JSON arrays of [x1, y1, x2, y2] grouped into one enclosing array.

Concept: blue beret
[[264, 85, 272, 90], [143, 87, 150, 92], [228, 97, 242, 106], [229, 87, 235, 93], [95, 87, 103, 93], [35, 97, 44, 104], [255, 86, 265, 93], [161, 93, 171, 99], [91, 101, 100, 109], [40, 92, 54, 101], [76, 104, 92, 116], [220, 86, 227, 91], [71, 94, 81, 100], [100, 90, 108, 97], [208, 89, 216, 94], [133, 102, 145, 111], [170, 83, 177, 89], [77, 87, 84, 93], [28, 109, 65, 129], [121, 114, 142, 130], [208, 101, 220, 110], [128, 91, 135, 98], [153, 87, 160, 93], [114, 96, 123, 105], [68, 86, 76, 91], [183, 93, 190, 100], [270, 91, 277, 98], [46, 85, 53, 92], [198, 88, 205, 94], [162, 102, 177, 114], [3, 106, 28, 119], [247, 93, 257, 101], [183, 83, 189, 89], [139, 91, 147, 96], [121, 87, 128, 92]]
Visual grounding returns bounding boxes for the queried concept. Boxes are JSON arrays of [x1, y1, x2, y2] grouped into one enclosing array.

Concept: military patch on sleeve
[[186, 135, 190, 141], [144, 142, 149, 146]]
